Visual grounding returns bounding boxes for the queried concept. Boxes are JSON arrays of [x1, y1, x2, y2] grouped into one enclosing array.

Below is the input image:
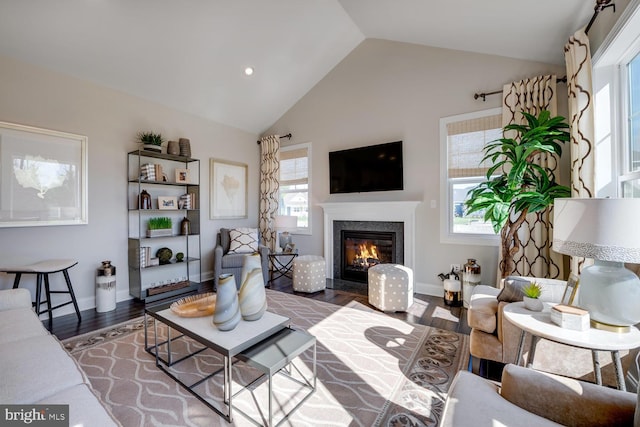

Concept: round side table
[[503, 301, 640, 391]]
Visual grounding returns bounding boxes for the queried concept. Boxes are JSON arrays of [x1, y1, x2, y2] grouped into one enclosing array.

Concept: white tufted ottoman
[[293, 255, 326, 293], [368, 264, 414, 312]]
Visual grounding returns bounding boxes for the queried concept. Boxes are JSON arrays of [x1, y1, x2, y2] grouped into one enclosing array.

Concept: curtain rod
[[474, 76, 567, 102], [585, 0, 615, 35], [256, 133, 292, 144]]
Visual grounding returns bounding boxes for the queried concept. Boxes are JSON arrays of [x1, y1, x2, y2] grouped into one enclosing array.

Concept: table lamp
[[553, 198, 640, 332], [275, 215, 297, 250]]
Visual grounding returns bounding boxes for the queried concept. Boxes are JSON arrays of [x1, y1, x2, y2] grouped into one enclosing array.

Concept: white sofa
[[0, 288, 119, 426]]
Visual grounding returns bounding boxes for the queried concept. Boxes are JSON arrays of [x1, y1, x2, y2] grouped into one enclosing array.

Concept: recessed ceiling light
[[244, 67, 254, 76]]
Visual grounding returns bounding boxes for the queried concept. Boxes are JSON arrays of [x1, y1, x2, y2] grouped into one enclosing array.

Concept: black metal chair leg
[[43, 273, 53, 329], [35, 273, 43, 313], [63, 268, 81, 321], [12, 273, 22, 289]]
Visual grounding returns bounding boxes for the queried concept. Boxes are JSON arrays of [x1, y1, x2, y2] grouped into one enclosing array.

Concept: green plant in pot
[[522, 282, 544, 311], [137, 131, 164, 153], [465, 110, 570, 279], [147, 217, 172, 237]]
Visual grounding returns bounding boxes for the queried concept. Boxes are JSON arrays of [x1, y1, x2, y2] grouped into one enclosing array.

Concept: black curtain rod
[[474, 76, 567, 102], [256, 133, 292, 144], [585, 0, 615, 35]]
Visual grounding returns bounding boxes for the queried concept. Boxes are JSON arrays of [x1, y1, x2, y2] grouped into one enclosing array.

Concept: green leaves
[[465, 109, 570, 237]]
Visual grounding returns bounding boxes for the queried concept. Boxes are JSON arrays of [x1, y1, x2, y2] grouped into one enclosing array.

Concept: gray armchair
[[213, 228, 269, 290]]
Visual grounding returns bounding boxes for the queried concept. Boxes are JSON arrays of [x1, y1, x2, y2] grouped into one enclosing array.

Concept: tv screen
[[329, 141, 403, 194]]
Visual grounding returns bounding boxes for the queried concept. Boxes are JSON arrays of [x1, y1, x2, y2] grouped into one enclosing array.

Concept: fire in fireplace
[[341, 230, 395, 282]]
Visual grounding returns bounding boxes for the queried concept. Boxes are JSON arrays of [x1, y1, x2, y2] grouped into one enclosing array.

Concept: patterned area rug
[[63, 290, 469, 426]]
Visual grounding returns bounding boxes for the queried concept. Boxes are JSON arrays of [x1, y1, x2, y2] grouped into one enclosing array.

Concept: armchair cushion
[[227, 228, 259, 254], [467, 285, 500, 334], [500, 364, 635, 427]]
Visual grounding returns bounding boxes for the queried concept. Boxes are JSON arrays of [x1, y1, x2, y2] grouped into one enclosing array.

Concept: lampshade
[[274, 215, 297, 231], [553, 197, 640, 332], [553, 198, 640, 262]]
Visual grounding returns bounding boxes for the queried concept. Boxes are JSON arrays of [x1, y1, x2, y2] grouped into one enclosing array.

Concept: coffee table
[[503, 301, 640, 390], [144, 304, 290, 422]]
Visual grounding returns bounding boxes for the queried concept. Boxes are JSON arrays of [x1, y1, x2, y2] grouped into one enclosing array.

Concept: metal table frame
[[268, 252, 298, 285], [144, 305, 290, 422]]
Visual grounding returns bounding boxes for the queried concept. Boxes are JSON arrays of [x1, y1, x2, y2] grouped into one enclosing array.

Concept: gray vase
[[167, 140, 180, 155], [213, 274, 241, 331]]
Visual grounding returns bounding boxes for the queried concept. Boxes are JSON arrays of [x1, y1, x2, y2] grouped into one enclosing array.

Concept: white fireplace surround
[[319, 201, 421, 282]]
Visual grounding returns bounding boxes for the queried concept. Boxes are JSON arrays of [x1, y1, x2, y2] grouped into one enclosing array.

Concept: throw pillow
[[228, 228, 259, 254], [497, 276, 531, 302]]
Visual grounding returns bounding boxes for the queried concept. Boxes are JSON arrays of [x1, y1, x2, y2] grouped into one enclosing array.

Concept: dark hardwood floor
[[48, 277, 472, 341]]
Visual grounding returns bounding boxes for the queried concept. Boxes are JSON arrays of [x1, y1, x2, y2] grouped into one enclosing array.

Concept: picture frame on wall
[[158, 196, 177, 210], [210, 158, 247, 219], [0, 121, 88, 227]]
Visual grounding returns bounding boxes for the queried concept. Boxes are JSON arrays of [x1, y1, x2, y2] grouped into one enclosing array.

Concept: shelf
[[128, 208, 199, 213], [128, 179, 197, 186], [128, 149, 198, 163]]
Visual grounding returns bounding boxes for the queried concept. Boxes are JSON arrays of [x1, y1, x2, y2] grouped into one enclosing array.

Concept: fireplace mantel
[[319, 201, 421, 279]]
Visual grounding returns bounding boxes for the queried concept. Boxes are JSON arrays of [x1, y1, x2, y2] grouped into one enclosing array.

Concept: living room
[[1, 1, 639, 426]]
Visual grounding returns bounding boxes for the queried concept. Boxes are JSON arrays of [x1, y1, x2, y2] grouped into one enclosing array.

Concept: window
[[439, 108, 501, 245], [279, 143, 311, 233], [622, 52, 640, 197]]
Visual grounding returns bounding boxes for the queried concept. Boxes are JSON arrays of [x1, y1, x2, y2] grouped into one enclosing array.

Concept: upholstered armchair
[[441, 363, 636, 427], [467, 276, 632, 386], [213, 227, 269, 289]]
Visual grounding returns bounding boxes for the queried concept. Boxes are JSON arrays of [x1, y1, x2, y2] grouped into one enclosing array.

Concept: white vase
[[238, 268, 267, 321], [241, 253, 262, 286], [523, 296, 543, 312], [213, 274, 241, 331]]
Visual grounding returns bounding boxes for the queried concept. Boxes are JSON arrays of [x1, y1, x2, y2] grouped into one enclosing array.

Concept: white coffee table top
[[503, 302, 640, 351], [151, 309, 290, 356]]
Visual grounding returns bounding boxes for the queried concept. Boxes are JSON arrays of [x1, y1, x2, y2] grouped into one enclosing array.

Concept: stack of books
[[179, 193, 197, 209], [140, 164, 156, 181], [139, 246, 151, 268]]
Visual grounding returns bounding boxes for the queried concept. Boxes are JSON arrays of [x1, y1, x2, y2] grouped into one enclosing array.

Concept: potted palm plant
[[465, 110, 570, 278]]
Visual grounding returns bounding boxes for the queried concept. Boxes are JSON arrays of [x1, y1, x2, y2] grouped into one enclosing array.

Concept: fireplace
[[333, 220, 403, 283], [341, 230, 396, 282]]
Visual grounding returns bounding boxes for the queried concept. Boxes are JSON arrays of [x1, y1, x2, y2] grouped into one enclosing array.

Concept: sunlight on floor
[[432, 306, 460, 322]]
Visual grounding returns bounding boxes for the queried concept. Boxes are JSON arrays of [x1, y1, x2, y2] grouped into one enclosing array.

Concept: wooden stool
[[1, 259, 81, 329]]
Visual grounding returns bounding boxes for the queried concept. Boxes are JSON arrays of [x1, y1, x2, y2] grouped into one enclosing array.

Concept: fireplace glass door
[[341, 230, 395, 282]]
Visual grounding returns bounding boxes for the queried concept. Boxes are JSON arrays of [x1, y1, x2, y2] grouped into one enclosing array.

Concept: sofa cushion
[[467, 285, 500, 334], [0, 334, 86, 403], [228, 228, 259, 253], [36, 383, 119, 427], [0, 307, 49, 345], [0, 288, 32, 311], [497, 276, 531, 302]]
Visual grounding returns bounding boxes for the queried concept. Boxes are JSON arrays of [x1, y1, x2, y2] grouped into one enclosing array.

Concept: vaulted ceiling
[[0, 1, 594, 134]]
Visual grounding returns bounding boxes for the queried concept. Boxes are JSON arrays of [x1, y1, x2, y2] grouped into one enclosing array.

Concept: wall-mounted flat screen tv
[[329, 141, 403, 194]]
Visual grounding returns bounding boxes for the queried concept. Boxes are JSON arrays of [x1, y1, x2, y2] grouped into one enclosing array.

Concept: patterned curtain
[[501, 75, 563, 280], [565, 29, 596, 274], [259, 135, 280, 252]]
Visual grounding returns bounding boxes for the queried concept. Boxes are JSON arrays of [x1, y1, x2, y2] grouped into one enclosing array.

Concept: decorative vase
[[156, 247, 173, 264], [179, 138, 191, 157], [523, 296, 543, 312], [240, 253, 262, 286], [462, 258, 481, 309], [180, 217, 191, 235], [238, 268, 267, 321], [213, 274, 241, 331], [167, 140, 180, 155], [139, 190, 151, 209]]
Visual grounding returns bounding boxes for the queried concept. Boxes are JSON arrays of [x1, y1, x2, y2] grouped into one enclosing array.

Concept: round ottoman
[[293, 255, 326, 293], [368, 264, 414, 312]]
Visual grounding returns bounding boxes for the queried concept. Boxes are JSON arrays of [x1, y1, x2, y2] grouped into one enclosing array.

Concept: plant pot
[[143, 143, 162, 153], [523, 296, 543, 312], [147, 228, 172, 238]]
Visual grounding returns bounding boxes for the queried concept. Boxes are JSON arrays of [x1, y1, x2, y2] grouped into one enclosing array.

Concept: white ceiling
[[0, 0, 594, 134]]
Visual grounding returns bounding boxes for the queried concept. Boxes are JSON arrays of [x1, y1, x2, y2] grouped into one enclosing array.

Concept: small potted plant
[[147, 217, 172, 237], [137, 131, 164, 153], [522, 282, 544, 311]]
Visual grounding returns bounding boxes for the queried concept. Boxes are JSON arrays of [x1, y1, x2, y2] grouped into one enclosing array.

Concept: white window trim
[[280, 142, 312, 236], [439, 108, 500, 246], [593, 0, 640, 197]]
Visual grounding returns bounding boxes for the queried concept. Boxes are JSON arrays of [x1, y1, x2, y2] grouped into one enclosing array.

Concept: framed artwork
[[561, 273, 580, 306], [175, 168, 190, 184], [210, 158, 247, 219], [158, 196, 177, 210], [0, 121, 88, 227]]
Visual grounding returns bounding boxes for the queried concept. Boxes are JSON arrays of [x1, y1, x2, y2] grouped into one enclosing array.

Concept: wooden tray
[[170, 292, 216, 317]]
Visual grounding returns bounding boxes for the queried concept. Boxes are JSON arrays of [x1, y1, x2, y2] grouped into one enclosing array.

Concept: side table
[[503, 302, 640, 391], [268, 251, 298, 285]]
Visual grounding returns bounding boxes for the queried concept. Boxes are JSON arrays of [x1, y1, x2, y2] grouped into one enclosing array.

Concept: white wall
[[266, 39, 567, 294], [0, 54, 260, 314]]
